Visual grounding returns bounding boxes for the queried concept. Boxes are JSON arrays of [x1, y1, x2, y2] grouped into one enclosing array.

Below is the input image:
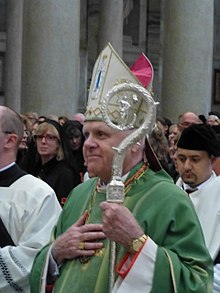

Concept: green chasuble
[[30, 163, 213, 293]]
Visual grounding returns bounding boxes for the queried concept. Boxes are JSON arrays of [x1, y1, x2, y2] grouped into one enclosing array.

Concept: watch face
[[133, 239, 142, 252], [131, 235, 147, 252]]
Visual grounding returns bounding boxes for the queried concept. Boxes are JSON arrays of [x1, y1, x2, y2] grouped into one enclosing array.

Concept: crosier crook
[[101, 82, 157, 292]]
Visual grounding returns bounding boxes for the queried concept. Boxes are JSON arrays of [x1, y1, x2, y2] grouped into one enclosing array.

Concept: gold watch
[[129, 234, 148, 253]]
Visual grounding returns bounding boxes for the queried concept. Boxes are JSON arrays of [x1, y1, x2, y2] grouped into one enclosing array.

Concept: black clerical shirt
[[0, 164, 26, 187]]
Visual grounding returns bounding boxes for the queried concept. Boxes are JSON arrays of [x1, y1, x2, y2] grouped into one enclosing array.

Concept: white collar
[[0, 162, 16, 172]]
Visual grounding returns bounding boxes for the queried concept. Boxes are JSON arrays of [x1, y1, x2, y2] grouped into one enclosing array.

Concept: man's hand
[[52, 211, 105, 264], [100, 202, 144, 250]]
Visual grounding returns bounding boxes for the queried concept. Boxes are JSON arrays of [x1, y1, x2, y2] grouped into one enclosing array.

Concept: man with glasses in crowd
[[177, 111, 202, 132]]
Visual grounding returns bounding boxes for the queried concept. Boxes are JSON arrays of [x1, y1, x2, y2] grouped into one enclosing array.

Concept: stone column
[[99, 0, 123, 57], [160, 0, 214, 122], [21, 0, 80, 117], [5, 0, 23, 113]]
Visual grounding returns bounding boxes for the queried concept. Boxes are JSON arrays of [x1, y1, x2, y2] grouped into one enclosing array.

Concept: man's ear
[[212, 157, 220, 176], [4, 134, 18, 149], [211, 156, 217, 164]]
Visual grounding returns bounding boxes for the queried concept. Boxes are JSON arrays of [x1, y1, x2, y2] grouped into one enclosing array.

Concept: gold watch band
[[129, 234, 148, 253]]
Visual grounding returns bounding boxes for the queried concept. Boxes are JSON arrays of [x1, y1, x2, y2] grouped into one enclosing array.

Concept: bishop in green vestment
[[30, 44, 212, 293]]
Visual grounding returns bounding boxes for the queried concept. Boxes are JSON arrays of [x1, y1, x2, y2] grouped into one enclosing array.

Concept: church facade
[[0, 0, 219, 123]]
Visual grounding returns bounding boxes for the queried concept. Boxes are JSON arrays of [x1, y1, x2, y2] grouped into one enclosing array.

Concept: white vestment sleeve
[[112, 237, 157, 293], [0, 177, 61, 293], [214, 264, 220, 293]]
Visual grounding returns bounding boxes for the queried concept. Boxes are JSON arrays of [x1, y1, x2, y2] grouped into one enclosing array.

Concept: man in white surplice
[[175, 123, 220, 292], [0, 106, 61, 293]]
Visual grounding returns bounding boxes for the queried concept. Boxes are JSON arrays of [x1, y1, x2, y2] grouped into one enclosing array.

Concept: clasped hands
[[52, 202, 144, 264]]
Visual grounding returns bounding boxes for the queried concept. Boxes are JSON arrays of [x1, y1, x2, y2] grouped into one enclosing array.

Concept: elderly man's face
[[83, 121, 133, 183], [178, 113, 201, 132], [176, 148, 213, 187]]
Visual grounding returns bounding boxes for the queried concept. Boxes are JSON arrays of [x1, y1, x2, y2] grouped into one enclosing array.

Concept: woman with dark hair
[[156, 116, 172, 140], [30, 119, 77, 205], [63, 120, 86, 184]]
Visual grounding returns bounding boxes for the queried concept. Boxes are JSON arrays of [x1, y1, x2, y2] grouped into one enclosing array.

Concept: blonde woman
[[31, 119, 77, 205]]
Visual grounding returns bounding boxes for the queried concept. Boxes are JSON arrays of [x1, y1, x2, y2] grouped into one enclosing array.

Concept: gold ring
[[78, 241, 85, 250]]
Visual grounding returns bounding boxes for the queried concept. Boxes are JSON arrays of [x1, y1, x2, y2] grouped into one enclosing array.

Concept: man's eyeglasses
[[34, 134, 58, 142], [178, 122, 197, 128]]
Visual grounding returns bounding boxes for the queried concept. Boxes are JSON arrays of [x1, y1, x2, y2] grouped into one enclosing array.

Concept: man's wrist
[[51, 241, 63, 265]]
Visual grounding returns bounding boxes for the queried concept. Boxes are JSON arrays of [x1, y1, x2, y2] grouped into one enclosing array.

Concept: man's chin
[[182, 176, 195, 185], [87, 164, 98, 177]]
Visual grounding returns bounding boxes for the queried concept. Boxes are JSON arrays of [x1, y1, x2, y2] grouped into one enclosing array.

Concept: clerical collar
[[0, 162, 16, 172], [0, 163, 27, 187], [183, 171, 216, 191]]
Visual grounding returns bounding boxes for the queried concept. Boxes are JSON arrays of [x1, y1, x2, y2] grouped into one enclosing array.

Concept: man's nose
[[84, 136, 96, 148], [184, 159, 192, 170]]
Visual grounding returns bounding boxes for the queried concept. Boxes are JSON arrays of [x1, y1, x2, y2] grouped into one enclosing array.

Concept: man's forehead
[[83, 121, 117, 132], [82, 121, 133, 141], [180, 113, 199, 123], [177, 148, 208, 157]]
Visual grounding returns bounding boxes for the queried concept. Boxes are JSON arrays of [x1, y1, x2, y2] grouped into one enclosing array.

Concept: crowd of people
[[1, 43, 220, 292], [15, 112, 86, 206], [16, 109, 220, 187], [14, 108, 220, 187], [3, 102, 220, 293]]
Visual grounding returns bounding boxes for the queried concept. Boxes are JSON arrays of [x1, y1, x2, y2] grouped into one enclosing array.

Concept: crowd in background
[[16, 109, 220, 206], [25, 107, 220, 292], [16, 111, 86, 206], [2, 103, 220, 292], [149, 110, 220, 182]]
